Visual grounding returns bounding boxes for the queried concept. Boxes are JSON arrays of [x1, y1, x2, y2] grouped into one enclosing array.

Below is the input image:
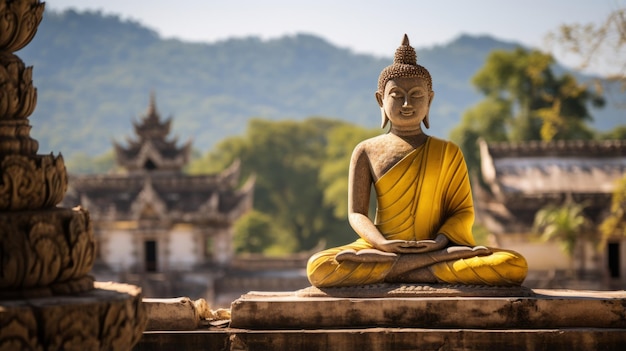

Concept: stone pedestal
[[231, 284, 626, 329], [221, 284, 626, 350], [134, 284, 626, 350]]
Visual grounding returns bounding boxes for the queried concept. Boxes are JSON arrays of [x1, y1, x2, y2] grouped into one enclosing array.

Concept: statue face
[[376, 77, 433, 132]]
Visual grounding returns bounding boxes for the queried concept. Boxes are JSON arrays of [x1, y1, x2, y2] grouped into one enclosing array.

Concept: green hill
[[16, 9, 621, 158]]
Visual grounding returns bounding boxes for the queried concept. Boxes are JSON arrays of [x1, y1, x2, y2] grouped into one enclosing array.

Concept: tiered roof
[[113, 93, 192, 173], [63, 94, 254, 226], [476, 139, 626, 234]]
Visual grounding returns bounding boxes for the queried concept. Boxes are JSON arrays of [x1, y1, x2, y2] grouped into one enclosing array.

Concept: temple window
[[145, 240, 158, 272], [608, 242, 620, 278]]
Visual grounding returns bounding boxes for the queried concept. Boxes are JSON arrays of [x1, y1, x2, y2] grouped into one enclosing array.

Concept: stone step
[[135, 285, 626, 350], [230, 285, 626, 330], [135, 328, 626, 351]]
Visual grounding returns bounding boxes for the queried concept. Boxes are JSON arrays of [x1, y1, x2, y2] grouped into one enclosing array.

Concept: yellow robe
[[307, 137, 527, 287]]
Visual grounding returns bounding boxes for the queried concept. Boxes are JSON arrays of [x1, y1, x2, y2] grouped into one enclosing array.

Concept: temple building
[[475, 139, 626, 288], [62, 94, 255, 300]]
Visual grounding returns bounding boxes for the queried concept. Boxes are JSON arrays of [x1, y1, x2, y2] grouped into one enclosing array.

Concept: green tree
[[599, 125, 626, 140], [451, 47, 604, 175], [600, 175, 626, 246], [189, 117, 359, 252], [449, 97, 510, 172], [233, 210, 297, 255], [532, 200, 591, 275]]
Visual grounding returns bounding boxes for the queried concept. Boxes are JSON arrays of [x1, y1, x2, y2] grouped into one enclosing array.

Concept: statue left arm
[[435, 142, 476, 247]]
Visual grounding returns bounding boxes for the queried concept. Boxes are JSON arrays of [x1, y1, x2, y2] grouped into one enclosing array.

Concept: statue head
[[376, 34, 433, 130]]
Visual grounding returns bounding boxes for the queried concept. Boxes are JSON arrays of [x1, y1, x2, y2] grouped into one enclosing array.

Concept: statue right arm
[[347, 143, 388, 248]]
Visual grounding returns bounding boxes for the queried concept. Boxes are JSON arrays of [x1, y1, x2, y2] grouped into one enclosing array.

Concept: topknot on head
[[394, 34, 417, 65], [377, 34, 432, 93]]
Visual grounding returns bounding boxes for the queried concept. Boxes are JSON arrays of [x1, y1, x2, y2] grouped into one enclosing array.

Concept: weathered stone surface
[[0, 282, 147, 351], [0, 207, 95, 295], [143, 297, 232, 331], [297, 283, 533, 298], [230, 286, 626, 329], [143, 297, 200, 331], [134, 328, 626, 351], [132, 286, 626, 350]]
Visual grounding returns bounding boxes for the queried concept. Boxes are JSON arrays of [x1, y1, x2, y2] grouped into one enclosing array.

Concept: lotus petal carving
[[0, 52, 37, 121], [0, 154, 67, 211], [0, 207, 95, 293], [0, 0, 45, 52]]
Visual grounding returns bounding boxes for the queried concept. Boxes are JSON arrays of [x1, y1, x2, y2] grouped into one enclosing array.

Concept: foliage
[[599, 125, 626, 140], [450, 47, 605, 175], [449, 97, 510, 172], [189, 117, 369, 253], [532, 200, 590, 258], [600, 175, 626, 246], [233, 210, 297, 255]]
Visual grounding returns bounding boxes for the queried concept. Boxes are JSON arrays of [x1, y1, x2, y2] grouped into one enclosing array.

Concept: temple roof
[[476, 139, 626, 234], [114, 93, 192, 173], [480, 139, 626, 199], [65, 92, 255, 225], [63, 160, 255, 225]]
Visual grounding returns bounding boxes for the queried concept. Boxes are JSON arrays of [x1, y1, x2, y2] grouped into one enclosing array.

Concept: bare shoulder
[[351, 134, 388, 158], [353, 134, 392, 153]]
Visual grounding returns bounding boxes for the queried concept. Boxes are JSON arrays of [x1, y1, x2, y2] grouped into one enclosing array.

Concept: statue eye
[[389, 92, 404, 99]]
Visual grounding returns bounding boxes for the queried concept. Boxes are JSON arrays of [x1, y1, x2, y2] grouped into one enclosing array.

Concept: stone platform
[[231, 284, 626, 330], [135, 284, 626, 350]]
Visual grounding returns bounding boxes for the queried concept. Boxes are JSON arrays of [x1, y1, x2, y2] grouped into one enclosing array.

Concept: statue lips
[[400, 110, 415, 117]]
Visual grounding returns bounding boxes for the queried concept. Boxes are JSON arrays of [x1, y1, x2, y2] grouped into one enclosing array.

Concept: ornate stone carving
[[0, 1, 146, 349], [0, 207, 95, 296], [296, 283, 534, 298], [0, 0, 44, 52], [0, 154, 67, 210], [0, 282, 147, 351], [0, 51, 39, 158], [0, 52, 37, 122]]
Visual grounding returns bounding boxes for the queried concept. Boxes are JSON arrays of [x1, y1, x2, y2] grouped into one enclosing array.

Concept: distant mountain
[[16, 9, 621, 158]]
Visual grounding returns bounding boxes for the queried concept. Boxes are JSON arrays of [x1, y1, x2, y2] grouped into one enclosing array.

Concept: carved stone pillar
[[0, 1, 146, 350]]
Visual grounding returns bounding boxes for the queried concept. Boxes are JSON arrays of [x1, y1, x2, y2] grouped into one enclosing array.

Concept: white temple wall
[[103, 230, 136, 272], [167, 228, 199, 270], [213, 228, 233, 265], [513, 241, 570, 270], [499, 234, 603, 273]]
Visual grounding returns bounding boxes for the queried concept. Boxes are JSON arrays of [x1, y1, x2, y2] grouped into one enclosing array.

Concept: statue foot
[[335, 248, 398, 263], [445, 245, 491, 256]]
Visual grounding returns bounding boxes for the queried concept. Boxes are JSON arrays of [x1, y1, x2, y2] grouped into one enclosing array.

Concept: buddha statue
[[306, 35, 528, 288]]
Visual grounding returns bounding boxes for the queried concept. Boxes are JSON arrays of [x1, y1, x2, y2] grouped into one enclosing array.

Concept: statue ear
[[381, 108, 389, 129], [423, 91, 434, 129], [375, 91, 388, 129]]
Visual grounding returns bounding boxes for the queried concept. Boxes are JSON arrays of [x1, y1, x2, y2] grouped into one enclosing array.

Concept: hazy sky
[[47, 0, 623, 74]]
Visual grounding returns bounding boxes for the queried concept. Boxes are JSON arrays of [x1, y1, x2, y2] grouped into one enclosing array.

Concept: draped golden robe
[[307, 137, 527, 287]]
